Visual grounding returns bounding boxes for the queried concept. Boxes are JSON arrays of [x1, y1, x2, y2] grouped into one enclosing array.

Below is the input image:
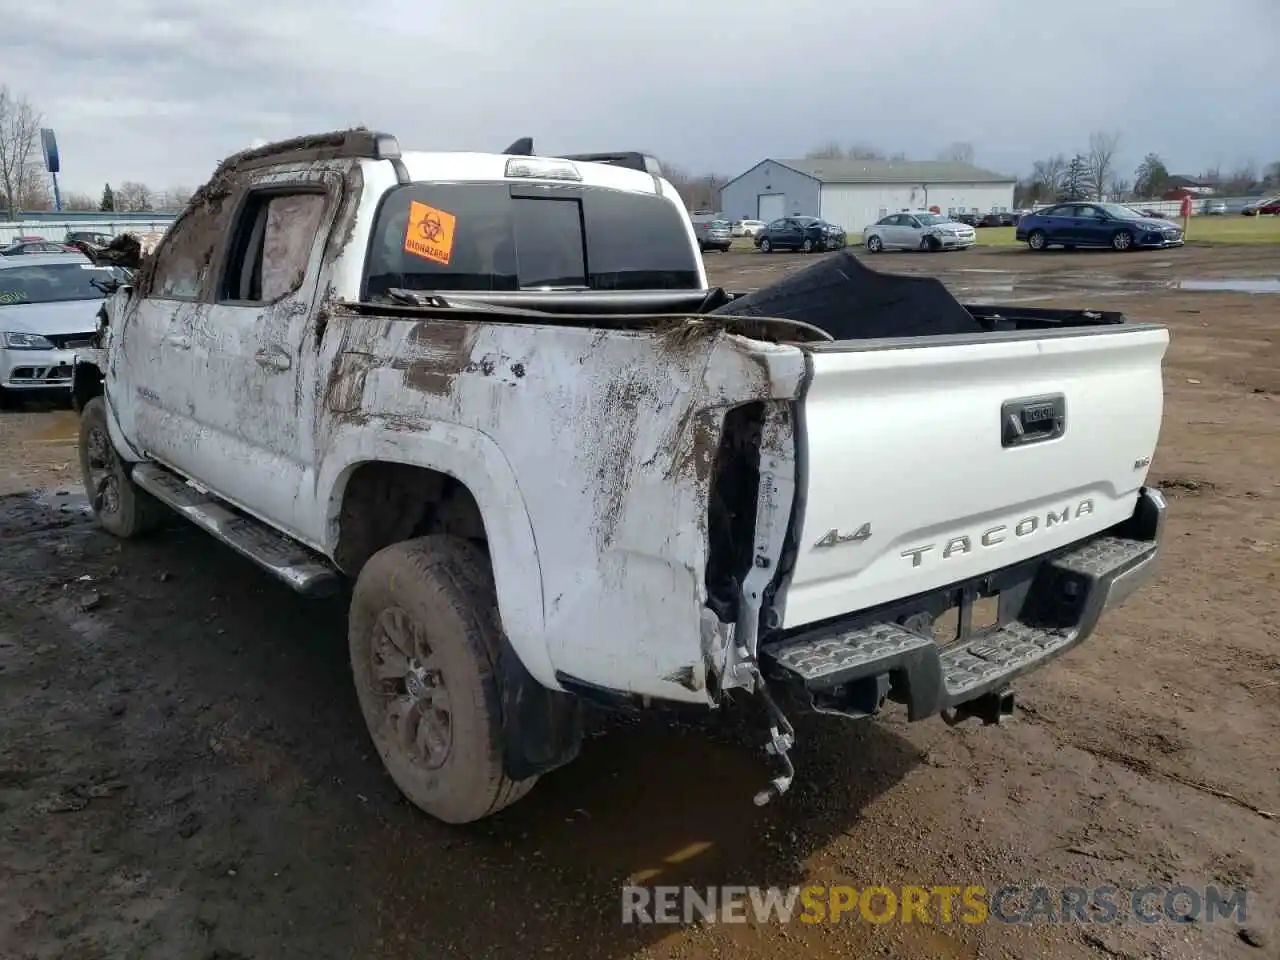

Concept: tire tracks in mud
[[1015, 701, 1277, 822]]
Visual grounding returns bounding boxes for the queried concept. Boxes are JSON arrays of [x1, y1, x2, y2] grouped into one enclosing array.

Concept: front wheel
[[1112, 230, 1134, 251], [1027, 229, 1047, 251], [759, 238, 772, 253], [349, 535, 539, 824], [801, 238, 814, 253], [866, 235, 884, 253], [78, 396, 166, 538]]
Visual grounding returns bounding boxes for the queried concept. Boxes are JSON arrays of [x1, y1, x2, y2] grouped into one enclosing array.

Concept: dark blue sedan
[[1015, 202, 1184, 252]]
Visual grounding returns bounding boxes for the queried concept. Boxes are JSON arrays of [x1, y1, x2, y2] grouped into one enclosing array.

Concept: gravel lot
[[1, 244, 1277, 960]]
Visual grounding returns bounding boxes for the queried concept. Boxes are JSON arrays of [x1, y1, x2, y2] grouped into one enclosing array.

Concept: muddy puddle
[[1176, 278, 1280, 294], [0, 487, 91, 538], [943, 271, 1280, 301]]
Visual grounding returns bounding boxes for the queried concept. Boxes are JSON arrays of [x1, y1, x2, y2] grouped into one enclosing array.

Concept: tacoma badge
[[815, 523, 872, 548]]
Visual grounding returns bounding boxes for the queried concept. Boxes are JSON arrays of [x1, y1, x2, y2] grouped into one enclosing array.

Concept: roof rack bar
[[559, 152, 663, 177], [220, 128, 403, 175]]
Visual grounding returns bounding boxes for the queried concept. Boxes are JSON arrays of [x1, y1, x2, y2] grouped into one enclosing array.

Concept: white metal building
[[718, 158, 1017, 233]]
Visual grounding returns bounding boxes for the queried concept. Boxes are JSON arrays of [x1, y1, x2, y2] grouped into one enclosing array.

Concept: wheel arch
[[318, 424, 552, 687]]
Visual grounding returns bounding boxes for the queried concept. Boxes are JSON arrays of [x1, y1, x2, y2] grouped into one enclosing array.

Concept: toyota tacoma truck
[[71, 129, 1168, 823]]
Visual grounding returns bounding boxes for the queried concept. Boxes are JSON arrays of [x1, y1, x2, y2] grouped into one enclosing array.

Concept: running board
[[131, 464, 341, 597]]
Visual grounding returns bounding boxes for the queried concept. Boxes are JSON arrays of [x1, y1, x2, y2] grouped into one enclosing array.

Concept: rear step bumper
[[760, 487, 1166, 721]]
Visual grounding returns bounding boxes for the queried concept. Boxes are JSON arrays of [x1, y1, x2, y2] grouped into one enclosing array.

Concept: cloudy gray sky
[[5, 0, 1277, 195]]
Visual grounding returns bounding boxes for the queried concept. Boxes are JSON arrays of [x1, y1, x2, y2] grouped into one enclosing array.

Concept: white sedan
[[862, 212, 976, 253]]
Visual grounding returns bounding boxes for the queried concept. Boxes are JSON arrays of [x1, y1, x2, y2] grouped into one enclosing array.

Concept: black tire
[[0, 387, 13, 412], [1027, 229, 1048, 252], [759, 238, 772, 253], [1111, 230, 1135, 252], [801, 238, 814, 253], [866, 235, 883, 253], [925, 235, 942, 253], [78, 396, 166, 538], [349, 535, 538, 824]]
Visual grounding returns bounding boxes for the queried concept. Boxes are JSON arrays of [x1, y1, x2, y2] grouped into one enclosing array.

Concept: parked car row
[[2, 230, 120, 259], [0, 251, 132, 408], [691, 217, 733, 252], [1, 238, 73, 257], [753, 216, 847, 253], [1015, 202, 1183, 251], [1242, 196, 1280, 216], [862, 211, 977, 253]]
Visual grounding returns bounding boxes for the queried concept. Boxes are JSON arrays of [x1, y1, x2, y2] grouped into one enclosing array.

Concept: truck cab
[[73, 129, 1169, 823]]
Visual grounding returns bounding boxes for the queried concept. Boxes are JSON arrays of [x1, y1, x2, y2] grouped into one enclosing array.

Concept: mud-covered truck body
[[72, 130, 1168, 822]]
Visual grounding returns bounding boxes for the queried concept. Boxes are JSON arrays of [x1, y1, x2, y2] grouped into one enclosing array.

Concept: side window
[[147, 192, 234, 300], [221, 191, 328, 303], [905, 216, 921, 229], [767, 219, 784, 230]]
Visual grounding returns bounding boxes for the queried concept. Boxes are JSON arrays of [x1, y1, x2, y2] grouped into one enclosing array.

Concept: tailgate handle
[[1001, 394, 1066, 448]]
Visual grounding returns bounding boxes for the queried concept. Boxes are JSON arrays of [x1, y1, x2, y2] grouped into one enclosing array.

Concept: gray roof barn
[[762, 158, 1016, 185]]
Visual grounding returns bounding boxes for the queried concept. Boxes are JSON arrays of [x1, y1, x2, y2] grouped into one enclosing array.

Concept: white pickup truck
[[72, 130, 1168, 823]]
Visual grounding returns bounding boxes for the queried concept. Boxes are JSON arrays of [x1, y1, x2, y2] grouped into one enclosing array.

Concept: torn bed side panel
[[310, 311, 808, 704]]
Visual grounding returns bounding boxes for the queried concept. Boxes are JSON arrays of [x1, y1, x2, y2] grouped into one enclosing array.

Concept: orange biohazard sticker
[[404, 200, 457, 265]]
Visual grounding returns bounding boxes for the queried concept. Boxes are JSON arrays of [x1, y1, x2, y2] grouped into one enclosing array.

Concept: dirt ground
[[1, 244, 1277, 960]]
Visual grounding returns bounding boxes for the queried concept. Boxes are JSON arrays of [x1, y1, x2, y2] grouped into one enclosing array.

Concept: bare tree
[[805, 141, 846, 160], [114, 181, 154, 212], [1221, 160, 1257, 195], [1031, 154, 1067, 197], [20, 175, 52, 210], [656, 162, 727, 212], [938, 141, 975, 165], [0, 85, 43, 218], [156, 185, 194, 212], [61, 190, 98, 211], [1087, 131, 1121, 200], [847, 143, 886, 161], [1108, 176, 1132, 201]]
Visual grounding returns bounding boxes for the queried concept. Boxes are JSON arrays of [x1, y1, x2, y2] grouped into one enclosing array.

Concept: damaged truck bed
[[71, 129, 1169, 822]]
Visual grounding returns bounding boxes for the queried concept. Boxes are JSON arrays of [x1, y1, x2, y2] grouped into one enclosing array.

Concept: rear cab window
[[363, 182, 701, 298]]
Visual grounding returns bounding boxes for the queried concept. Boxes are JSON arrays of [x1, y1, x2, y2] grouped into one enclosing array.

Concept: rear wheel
[[1112, 230, 1134, 251], [866, 235, 884, 253], [77, 396, 166, 539], [1027, 229, 1047, 252], [349, 535, 539, 824], [759, 238, 772, 253]]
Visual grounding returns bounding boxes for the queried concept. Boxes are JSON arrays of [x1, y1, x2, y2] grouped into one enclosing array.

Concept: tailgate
[[781, 325, 1169, 629]]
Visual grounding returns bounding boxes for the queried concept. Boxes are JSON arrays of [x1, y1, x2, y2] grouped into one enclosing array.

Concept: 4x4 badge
[[814, 523, 872, 548]]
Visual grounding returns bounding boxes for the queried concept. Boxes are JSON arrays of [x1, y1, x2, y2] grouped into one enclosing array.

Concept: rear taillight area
[[705, 401, 765, 624]]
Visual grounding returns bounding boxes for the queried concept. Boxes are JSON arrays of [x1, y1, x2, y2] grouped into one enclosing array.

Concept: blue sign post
[[40, 128, 61, 212]]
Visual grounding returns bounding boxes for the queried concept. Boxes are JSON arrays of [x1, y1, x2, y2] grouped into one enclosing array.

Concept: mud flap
[[499, 637, 583, 780]]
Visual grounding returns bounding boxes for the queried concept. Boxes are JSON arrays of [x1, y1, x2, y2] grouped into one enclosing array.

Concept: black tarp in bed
[[709, 250, 986, 340]]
